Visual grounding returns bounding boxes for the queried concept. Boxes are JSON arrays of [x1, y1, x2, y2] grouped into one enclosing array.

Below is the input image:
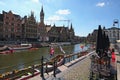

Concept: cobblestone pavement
[[117, 55, 120, 80], [29, 52, 94, 80], [56, 56, 91, 80]]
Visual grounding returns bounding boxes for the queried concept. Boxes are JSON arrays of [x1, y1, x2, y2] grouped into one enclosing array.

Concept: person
[[111, 48, 116, 62], [50, 47, 54, 58], [105, 49, 111, 68]]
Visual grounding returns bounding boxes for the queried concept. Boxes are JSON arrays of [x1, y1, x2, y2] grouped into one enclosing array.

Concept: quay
[[27, 44, 120, 80], [0, 48, 89, 80], [0, 43, 120, 80], [28, 51, 94, 80]]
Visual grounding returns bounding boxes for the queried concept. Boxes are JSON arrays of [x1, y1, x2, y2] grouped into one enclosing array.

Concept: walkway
[[29, 51, 94, 80], [117, 55, 120, 80], [28, 49, 118, 80], [115, 43, 120, 80]]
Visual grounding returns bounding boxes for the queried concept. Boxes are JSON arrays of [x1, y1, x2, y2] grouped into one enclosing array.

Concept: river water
[[0, 43, 88, 74]]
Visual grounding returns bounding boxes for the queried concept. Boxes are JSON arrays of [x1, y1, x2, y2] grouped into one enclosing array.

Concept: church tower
[[40, 6, 44, 23], [69, 23, 75, 41], [70, 23, 74, 32]]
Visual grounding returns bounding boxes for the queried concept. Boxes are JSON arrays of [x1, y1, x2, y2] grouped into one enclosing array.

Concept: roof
[[108, 27, 120, 30], [46, 26, 52, 32], [0, 14, 3, 21], [14, 14, 21, 19], [2, 10, 21, 19]]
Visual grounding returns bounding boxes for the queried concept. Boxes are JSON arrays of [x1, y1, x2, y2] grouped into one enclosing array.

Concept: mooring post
[[40, 56, 45, 80], [53, 60, 57, 78]]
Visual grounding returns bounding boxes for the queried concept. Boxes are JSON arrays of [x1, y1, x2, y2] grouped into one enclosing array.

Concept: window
[[12, 18, 14, 20], [6, 16, 9, 19]]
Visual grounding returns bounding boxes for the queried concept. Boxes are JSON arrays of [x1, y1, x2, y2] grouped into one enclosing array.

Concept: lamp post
[[113, 19, 119, 40]]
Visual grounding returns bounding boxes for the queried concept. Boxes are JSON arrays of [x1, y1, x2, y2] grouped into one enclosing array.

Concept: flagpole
[[113, 19, 119, 40]]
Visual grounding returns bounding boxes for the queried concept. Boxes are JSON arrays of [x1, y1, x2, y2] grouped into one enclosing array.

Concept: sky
[[0, 0, 120, 37]]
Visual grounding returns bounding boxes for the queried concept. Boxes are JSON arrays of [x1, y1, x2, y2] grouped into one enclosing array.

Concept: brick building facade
[[0, 11, 22, 41], [0, 6, 75, 42], [22, 12, 37, 41]]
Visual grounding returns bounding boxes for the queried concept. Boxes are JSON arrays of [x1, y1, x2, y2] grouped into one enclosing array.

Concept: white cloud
[[0, 1, 5, 5], [56, 9, 71, 15], [31, 0, 39, 3], [96, 2, 105, 7], [46, 0, 56, 3]]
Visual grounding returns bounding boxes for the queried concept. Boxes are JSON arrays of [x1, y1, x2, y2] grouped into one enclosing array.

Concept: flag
[[114, 21, 118, 24], [59, 46, 65, 54]]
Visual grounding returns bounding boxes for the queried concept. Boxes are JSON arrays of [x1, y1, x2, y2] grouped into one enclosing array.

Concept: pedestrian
[[107, 49, 111, 68], [50, 47, 54, 58], [111, 48, 116, 62]]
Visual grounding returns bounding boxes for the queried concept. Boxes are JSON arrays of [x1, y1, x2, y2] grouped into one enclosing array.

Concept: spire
[[40, 6, 44, 16], [40, 6, 44, 23], [31, 11, 34, 17], [41, 6, 44, 13], [70, 23, 73, 31], [53, 24, 56, 27]]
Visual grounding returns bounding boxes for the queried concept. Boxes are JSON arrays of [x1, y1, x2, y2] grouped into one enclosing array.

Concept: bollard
[[32, 65, 34, 77], [40, 56, 45, 80], [53, 60, 57, 77], [45, 62, 48, 74], [73, 55, 75, 60], [69, 56, 70, 62]]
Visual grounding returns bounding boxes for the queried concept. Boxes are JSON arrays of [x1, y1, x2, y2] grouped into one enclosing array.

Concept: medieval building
[[22, 11, 37, 41], [41, 6, 75, 42], [38, 6, 48, 42], [0, 11, 22, 41], [0, 6, 75, 42]]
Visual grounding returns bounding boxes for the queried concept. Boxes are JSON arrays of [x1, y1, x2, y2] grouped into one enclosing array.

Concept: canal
[[0, 43, 88, 74]]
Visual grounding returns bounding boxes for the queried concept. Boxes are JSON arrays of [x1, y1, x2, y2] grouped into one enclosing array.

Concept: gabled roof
[[3, 10, 21, 19], [46, 26, 52, 32]]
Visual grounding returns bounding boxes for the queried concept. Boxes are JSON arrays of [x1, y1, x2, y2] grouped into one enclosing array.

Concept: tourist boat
[[6, 55, 64, 80], [9, 44, 32, 51], [43, 54, 65, 72], [0, 46, 9, 51], [0, 46, 13, 54], [0, 50, 13, 54], [34, 54, 65, 73]]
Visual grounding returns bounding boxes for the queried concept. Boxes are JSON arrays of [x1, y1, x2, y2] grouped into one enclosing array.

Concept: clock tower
[[40, 6, 44, 23]]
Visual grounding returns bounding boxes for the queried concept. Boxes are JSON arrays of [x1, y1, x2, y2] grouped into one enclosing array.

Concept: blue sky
[[0, 0, 120, 36]]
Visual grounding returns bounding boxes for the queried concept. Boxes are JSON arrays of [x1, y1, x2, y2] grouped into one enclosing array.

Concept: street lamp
[[113, 19, 119, 40]]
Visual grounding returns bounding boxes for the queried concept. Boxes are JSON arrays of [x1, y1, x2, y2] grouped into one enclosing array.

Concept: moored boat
[[0, 46, 10, 51], [8, 44, 32, 51], [44, 54, 65, 72], [0, 46, 13, 54], [0, 50, 13, 54]]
